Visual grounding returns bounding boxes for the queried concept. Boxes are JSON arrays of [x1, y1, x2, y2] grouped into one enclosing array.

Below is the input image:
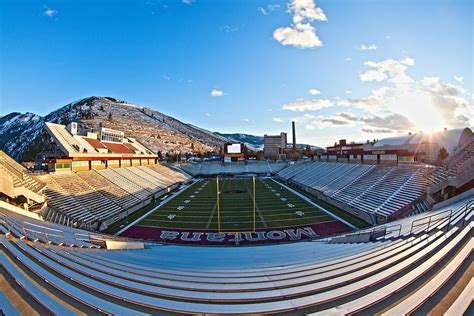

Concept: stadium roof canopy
[[374, 127, 473, 154]]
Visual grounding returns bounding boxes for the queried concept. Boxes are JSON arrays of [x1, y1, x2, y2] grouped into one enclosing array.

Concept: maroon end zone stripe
[[119, 221, 351, 246]]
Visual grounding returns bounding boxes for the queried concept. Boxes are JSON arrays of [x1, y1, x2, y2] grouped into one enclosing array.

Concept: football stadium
[[1, 1, 473, 315], [0, 119, 473, 314]]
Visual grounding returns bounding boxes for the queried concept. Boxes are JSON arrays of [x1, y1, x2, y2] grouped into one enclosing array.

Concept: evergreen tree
[[438, 147, 449, 161]]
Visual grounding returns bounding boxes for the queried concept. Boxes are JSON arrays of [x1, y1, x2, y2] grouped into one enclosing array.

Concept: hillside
[[0, 96, 232, 161]]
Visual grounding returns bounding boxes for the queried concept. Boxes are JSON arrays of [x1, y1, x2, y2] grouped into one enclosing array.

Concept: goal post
[[216, 176, 257, 233]]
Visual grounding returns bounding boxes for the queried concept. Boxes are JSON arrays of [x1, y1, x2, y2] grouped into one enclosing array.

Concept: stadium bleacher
[[0, 150, 46, 208], [0, 190, 471, 315], [36, 164, 191, 230], [277, 161, 432, 222], [434, 139, 474, 182]]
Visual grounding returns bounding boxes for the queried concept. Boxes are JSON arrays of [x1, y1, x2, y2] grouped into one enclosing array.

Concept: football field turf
[[136, 177, 339, 231]]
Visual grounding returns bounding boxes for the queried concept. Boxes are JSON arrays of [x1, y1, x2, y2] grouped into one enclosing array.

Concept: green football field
[[136, 177, 338, 231]]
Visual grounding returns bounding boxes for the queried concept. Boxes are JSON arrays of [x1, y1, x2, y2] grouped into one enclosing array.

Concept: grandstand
[[0, 189, 471, 315], [37, 166, 191, 231], [277, 161, 432, 224], [0, 150, 46, 212], [429, 138, 474, 198]]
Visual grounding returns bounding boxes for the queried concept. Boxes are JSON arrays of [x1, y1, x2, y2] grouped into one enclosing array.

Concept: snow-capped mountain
[[215, 133, 264, 151], [0, 96, 233, 161]]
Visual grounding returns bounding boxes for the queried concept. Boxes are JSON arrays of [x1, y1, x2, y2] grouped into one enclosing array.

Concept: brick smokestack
[[292, 121, 296, 150]]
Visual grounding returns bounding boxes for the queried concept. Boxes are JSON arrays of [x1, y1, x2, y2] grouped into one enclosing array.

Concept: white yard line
[[115, 179, 200, 235], [270, 178, 357, 229]]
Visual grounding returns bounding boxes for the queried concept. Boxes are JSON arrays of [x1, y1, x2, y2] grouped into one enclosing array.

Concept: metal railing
[[318, 223, 402, 243], [409, 199, 473, 235], [22, 221, 66, 245]]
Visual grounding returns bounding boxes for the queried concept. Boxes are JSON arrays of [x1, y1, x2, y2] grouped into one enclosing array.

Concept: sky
[[0, 0, 473, 147]]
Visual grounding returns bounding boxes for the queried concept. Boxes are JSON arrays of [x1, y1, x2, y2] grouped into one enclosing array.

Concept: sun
[[394, 92, 445, 133]]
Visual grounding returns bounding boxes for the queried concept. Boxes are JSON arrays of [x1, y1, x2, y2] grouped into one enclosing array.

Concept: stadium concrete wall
[[105, 239, 145, 250], [0, 201, 42, 221]]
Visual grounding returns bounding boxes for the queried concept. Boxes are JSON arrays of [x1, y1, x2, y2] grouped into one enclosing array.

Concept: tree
[[304, 145, 313, 157], [256, 151, 265, 160], [438, 147, 449, 161]]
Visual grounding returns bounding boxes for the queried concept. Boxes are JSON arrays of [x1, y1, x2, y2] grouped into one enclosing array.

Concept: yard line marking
[[115, 178, 200, 235], [270, 178, 357, 229]]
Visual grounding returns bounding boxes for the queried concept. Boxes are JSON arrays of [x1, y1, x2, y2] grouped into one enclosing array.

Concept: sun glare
[[395, 92, 445, 133]]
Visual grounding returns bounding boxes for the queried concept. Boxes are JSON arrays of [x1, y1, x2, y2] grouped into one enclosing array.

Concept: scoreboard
[[224, 143, 245, 162], [224, 143, 243, 154]]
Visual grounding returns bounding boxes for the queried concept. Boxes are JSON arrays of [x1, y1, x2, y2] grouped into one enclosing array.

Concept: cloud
[[297, 112, 358, 130], [273, 0, 327, 49], [282, 55, 473, 134], [162, 75, 171, 80], [454, 75, 464, 84], [43, 6, 58, 17], [309, 88, 321, 95], [273, 23, 322, 48], [358, 44, 377, 51], [282, 98, 332, 111], [281, 55, 473, 135], [361, 127, 393, 134], [360, 70, 387, 82], [345, 90, 352, 94], [304, 111, 415, 133], [242, 118, 250, 122], [205, 113, 212, 117], [273, 117, 284, 123], [182, 0, 195, 5], [386, 35, 391, 39], [321, 116, 352, 126], [336, 96, 381, 108], [210, 89, 224, 97], [219, 25, 239, 33], [359, 113, 416, 133], [345, 57, 351, 61], [360, 57, 414, 84], [258, 4, 280, 15]]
